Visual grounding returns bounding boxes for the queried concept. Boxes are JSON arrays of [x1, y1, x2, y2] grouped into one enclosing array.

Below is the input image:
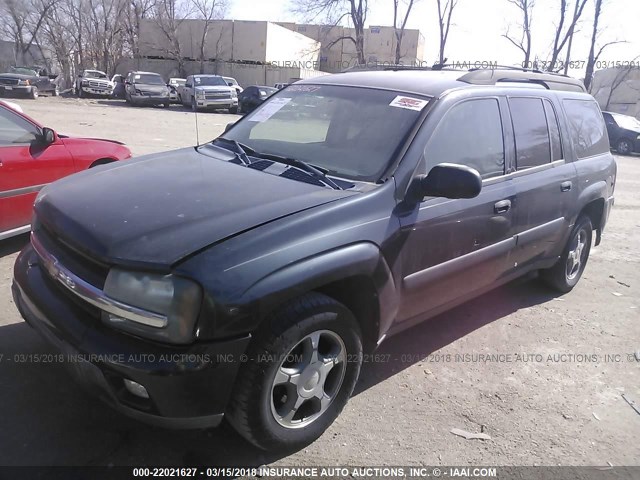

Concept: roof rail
[[458, 68, 586, 92]]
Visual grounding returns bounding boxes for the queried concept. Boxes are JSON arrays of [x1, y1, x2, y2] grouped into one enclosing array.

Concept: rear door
[[506, 96, 577, 271], [396, 95, 518, 322], [0, 105, 75, 233]]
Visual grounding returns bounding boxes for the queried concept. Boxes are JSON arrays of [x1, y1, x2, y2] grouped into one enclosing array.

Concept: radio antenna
[[194, 106, 200, 146]]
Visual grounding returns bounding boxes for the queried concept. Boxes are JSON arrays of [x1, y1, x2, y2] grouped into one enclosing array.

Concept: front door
[[396, 96, 517, 323]]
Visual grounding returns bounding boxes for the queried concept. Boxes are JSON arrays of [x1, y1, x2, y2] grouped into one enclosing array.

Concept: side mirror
[[224, 122, 236, 133], [407, 163, 482, 203], [227, 82, 233, 86], [38, 127, 55, 145]]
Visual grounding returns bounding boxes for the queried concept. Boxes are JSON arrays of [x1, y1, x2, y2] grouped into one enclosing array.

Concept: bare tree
[[503, 0, 534, 68], [435, 0, 458, 66], [603, 63, 639, 110], [391, 0, 417, 64], [293, 0, 369, 66], [124, 0, 158, 58], [152, 0, 193, 76], [0, 0, 58, 63], [190, 0, 227, 73], [546, 0, 588, 72], [583, 0, 625, 90]]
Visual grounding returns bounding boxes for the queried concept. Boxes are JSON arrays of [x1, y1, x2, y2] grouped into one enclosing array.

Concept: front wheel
[[226, 292, 362, 451], [229, 105, 238, 114], [540, 215, 593, 293], [191, 97, 198, 112], [29, 86, 39, 99], [617, 138, 633, 155], [52, 86, 59, 97]]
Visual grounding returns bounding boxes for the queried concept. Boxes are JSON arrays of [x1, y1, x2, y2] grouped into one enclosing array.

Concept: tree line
[[0, 0, 629, 91]]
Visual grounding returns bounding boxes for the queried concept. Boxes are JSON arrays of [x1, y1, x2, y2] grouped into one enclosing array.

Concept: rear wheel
[[226, 292, 362, 451], [540, 215, 593, 293], [617, 138, 633, 155]]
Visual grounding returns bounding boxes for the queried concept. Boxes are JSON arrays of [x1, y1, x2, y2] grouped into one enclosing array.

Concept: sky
[[228, 0, 640, 76]]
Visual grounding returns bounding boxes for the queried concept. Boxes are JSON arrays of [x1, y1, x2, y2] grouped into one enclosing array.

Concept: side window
[[543, 99, 563, 161], [0, 106, 39, 145], [425, 98, 505, 180], [562, 99, 609, 159], [509, 97, 551, 169]]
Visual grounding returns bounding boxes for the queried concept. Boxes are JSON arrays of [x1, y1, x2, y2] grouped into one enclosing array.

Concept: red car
[[0, 102, 131, 240]]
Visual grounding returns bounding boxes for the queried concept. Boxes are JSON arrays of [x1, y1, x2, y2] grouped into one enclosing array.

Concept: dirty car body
[[13, 69, 616, 449]]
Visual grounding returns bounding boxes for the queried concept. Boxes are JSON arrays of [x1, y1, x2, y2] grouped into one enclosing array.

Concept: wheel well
[[89, 158, 114, 168], [580, 198, 604, 244], [314, 275, 380, 352]]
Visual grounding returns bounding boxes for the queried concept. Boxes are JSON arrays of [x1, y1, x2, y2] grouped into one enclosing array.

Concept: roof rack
[[458, 68, 586, 92]]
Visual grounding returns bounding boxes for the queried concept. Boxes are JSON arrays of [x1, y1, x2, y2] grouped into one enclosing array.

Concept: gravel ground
[[0, 96, 638, 467]]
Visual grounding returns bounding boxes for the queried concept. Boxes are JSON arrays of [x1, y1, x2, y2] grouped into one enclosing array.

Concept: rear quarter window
[[563, 99, 610, 159]]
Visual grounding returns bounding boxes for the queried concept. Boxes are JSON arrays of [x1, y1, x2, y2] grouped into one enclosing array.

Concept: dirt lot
[[0, 96, 638, 467]]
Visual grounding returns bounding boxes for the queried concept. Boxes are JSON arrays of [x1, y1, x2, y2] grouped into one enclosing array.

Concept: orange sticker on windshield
[[389, 95, 428, 111]]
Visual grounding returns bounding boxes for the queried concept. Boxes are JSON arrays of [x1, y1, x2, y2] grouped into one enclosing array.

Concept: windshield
[[222, 85, 428, 182], [259, 87, 277, 97], [86, 71, 107, 79], [194, 76, 227, 86], [134, 74, 164, 85], [612, 113, 640, 131], [10, 67, 37, 76]]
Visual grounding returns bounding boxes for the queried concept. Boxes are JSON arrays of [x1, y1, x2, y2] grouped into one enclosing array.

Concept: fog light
[[123, 379, 149, 399]]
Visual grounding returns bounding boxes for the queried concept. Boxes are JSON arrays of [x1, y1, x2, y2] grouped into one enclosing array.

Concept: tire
[[29, 87, 38, 99], [125, 92, 130, 104], [163, 101, 170, 108], [78, 87, 84, 98], [237, 101, 243, 114], [540, 215, 593, 293], [52, 86, 59, 97], [178, 94, 183, 105], [616, 138, 633, 155], [226, 292, 363, 451], [191, 97, 198, 112], [229, 105, 238, 114]]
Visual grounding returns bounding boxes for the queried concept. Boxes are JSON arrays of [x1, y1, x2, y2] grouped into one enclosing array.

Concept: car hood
[[0, 73, 33, 79], [34, 148, 357, 268], [84, 77, 111, 84]]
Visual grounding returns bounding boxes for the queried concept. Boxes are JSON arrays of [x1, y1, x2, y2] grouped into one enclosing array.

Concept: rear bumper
[[12, 244, 251, 429]]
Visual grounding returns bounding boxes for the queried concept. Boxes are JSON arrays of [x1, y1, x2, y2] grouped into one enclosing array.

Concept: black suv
[[602, 110, 640, 155], [12, 68, 616, 451]]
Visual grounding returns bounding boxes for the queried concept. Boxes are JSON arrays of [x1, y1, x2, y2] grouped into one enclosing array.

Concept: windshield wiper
[[213, 138, 342, 190], [211, 137, 253, 165], [250, 152, 343, 190]]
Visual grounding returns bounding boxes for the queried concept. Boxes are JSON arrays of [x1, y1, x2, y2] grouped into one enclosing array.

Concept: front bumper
[[0, 85, 33, 96], [195, 97, 238, 109], [12, 244, 251, 429], [131, 94, 169, 105], [81, 86, 113, 96]]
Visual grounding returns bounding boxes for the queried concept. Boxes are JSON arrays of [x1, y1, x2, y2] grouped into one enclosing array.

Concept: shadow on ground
[[0, 242, 557, 466]]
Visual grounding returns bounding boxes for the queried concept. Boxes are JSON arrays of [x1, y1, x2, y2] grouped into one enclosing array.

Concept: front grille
[[0, 77, 19, 85], [35, 225, 110, 289], [205, 93, 230, 100], [88, 81, 109, 89]]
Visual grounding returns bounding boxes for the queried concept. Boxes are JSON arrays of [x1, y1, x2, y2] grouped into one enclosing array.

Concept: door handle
[[494, 199, 511, 214], [561, 181, 572, 192]]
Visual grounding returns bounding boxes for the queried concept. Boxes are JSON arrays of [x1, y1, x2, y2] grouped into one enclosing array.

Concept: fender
[[576, 180, 607, 216], [239, 242, 398, 345]]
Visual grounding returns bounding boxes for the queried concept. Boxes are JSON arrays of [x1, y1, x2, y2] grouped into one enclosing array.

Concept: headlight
[[637, 134, 640, 140], [81, 80, 89, 86], [17, 79, 30, 86], [196, 90, 205, 98], [103, 269, 202, 344], [231, 89, 237, 98]]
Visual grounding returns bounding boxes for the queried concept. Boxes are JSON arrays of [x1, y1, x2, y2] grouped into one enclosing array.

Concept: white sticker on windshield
[[248, 97, 292, 122], [389, 95, 428, 111]]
